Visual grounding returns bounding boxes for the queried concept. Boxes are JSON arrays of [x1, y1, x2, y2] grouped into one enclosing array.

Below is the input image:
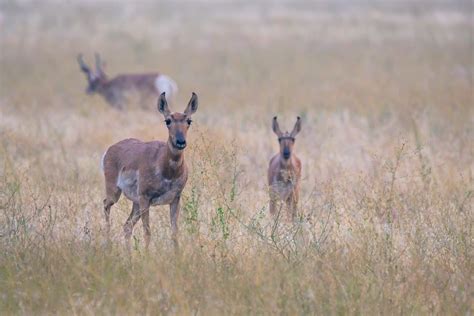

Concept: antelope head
[[158, 92, 198, 151], [272, 116, 301, 161], [77, 53, 108, 95]]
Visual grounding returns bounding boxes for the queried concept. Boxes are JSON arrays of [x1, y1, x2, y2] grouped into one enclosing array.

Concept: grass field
[[0, 0, 473, 314]]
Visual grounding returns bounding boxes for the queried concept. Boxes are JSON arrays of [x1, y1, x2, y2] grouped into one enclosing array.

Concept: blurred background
[[0, 0, 472, 314], [2, 0, 472, 115], [1, 0, 472, 187]]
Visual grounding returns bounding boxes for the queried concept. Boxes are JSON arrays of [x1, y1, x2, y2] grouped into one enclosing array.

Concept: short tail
[[155, 75, 178, 99]]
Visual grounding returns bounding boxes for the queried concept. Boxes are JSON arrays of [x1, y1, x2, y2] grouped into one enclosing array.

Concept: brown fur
[[102, 92, 198, 250], [98, 74, 159, 103], [268, 116, 302, 221], [78, 54, 177, 110]]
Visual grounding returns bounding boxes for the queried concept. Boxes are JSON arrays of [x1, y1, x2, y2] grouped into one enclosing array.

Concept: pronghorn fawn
[[101, 92, 198, 250], [77, 53, 178, 110], [268, 116, 302, 221]]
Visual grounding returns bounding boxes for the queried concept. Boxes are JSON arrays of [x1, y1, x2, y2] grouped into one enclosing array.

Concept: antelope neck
[[279, 156, 293, 168], [165, 139, 185, 171]]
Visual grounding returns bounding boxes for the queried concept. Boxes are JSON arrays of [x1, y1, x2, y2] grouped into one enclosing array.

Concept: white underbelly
[[117, 171, 183, 206], [117, 170, 139, 202]]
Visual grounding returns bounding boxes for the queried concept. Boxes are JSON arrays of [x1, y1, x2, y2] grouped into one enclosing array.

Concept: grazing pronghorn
[[77, 53, 178, 110], [101, 92, 198, 249], [268, 116, 302, 220]]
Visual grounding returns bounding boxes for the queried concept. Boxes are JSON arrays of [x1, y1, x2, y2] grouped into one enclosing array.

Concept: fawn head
[[77, 53, 107, 95], [158, 92, 198, 151], [272, 116, 301, 160]]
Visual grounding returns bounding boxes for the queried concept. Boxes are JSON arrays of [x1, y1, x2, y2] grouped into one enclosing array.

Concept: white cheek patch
[[155, 75, 178, 99]]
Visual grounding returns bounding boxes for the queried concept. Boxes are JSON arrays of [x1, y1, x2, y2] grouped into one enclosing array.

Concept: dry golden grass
[[0, 0, 473, 314]]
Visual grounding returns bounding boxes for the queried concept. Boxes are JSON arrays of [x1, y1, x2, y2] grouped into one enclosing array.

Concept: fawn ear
[[272, 116, 283, 137], [290, 116, 301, 138], [157, 92, 170, 116], [184, 92, 198, 115]]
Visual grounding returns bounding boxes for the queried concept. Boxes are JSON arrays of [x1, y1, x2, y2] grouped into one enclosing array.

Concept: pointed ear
[[184, 92, 198, 115], [290, 116, 301, 137], [272, 116, 283, 137], [157, 92, 170, 116], [77, 54, 92, 81], [95, 53, 107, 78]]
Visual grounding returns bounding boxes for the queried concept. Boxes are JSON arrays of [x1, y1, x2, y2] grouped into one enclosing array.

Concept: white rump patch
[[155, 75, 178, 99], [100, 149, 108, 172]]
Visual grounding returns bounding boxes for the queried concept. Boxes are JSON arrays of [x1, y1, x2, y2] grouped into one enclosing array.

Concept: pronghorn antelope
[[268, 116, 302, 220], [77, 53, 178, 110], [101, 92, 198, 249]]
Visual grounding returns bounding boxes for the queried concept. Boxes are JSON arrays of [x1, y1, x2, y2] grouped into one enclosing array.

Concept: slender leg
[[287, 188, 299, 222], [103, 187, 121, 235], [141, 209, 151, 251], [137, 197, 151, 249], [103, 199, 112, 235], [269, 187, 277, 216], [123, 202, 141, 251], [170, 196, 181, 250]]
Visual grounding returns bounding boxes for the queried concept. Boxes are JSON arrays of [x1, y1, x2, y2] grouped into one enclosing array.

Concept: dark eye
[[187, 119, 192, 125], [165, 119, 171, 126]]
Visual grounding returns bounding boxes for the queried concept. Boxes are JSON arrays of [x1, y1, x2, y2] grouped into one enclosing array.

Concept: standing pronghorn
[[268, 116, 302, 220], [77, 53, 178, 110], [101, 92, 198, 249]]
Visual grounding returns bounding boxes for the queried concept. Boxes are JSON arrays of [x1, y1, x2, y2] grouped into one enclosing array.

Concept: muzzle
[[175, 139, 186, 149], [174, 132, 186, 150]]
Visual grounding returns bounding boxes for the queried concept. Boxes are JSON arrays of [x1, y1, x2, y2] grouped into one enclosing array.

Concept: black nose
[[283, 149, 291, 159], [176, 138, 186, 148]]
